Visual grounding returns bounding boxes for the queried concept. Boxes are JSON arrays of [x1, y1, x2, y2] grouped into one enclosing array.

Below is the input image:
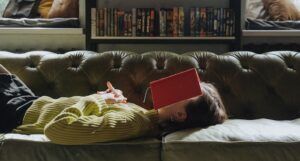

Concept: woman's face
[[160, 96, 199, 122]]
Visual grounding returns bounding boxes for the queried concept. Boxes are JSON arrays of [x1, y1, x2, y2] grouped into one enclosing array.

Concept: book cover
[[150, 68, 202, 109]]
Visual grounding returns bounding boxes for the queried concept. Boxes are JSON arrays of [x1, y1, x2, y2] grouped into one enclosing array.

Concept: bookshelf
[[85, 0, 241, 52]]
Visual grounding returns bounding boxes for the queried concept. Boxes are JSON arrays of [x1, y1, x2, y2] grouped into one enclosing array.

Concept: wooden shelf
[[243, 30, 300, 37], [90, 36, 236, 44]]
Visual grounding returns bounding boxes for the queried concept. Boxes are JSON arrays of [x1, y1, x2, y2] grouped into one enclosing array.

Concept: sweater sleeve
[[44, 96, 158, 145]]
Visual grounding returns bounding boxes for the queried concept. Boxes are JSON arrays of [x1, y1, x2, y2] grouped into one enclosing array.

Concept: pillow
[[0, 0, 10, 17], [2, 0, 41, 18], [245, 0, 265, 20], [38, 0, 53, 18], [47, 0, 78, 18], [262, 0, 300, 20]]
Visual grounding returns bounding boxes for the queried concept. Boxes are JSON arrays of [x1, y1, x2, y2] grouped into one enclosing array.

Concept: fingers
[[106, 81, 115, 91], [106, 81, 122, 97]]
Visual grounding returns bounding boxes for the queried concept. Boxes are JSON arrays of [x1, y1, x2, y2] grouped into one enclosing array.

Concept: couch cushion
[[0, 134, 160, 161], [163, 119, 300, 161]]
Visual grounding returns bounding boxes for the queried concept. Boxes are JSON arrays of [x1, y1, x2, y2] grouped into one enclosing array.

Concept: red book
[[150, 68, 202, 109]]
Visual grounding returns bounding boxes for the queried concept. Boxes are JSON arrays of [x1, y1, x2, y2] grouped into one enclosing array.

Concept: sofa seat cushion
[[163, 119, 300, 161], [0, 134, 161, 161]]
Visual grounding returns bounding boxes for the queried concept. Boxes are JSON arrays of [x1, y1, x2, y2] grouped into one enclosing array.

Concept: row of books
[[91, 7, 235, 37], [190, 8, 235, 37]]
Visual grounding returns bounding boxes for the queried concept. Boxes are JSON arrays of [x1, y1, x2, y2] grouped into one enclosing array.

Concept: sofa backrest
[[0, 50, 299, 120]]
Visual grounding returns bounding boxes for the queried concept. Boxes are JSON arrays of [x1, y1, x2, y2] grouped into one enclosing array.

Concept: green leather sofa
[[0, 50, 299, 161]]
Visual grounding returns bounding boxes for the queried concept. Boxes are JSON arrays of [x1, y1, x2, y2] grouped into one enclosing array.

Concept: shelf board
[[243, 30, 300, 37], [0, 28, 83, 35], [90, 36, 236, 44]]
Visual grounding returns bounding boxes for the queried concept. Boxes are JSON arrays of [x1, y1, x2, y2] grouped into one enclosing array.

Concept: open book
[[150, 68, 202, 109]]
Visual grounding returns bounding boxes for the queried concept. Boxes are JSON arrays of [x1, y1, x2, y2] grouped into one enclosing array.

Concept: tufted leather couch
[[0, 50, 300, 161]]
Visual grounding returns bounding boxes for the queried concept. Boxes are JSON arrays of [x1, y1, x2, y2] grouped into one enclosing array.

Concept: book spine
[[178, 7, 184, 37], [231, 9, 235, 36], [173, 7, 178, 37], [114, 9, 118, 36], [225, 9, 230, 36], [103, 8, 107, 36], [128, 12, 132, 36], [111, 8, 115, 36], [195, 7, 200, 37], [141, 8, 146, 36], [108, 8, 112, 36], [150, 8, 155, 36], [91, 8, 96, 37], [166, 8, 173, 37], [190, 8, 195, 37], [220, 8, 225, 36], [99, 8, 104, 36], [136, 8, 142, 36], [117, 10, 125, 36], [124, 13, 128, 36], [160, 8, 167, 37], [213, 8, 218, 36], [132, 8, 137, 36], [146, 8, 151, 36], [217, 8, 221, 36], [200, 8, 206, 37], [207, 7, 213, 37]]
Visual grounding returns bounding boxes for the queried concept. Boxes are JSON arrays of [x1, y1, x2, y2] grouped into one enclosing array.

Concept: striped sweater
[[14, 94, 159, 145]]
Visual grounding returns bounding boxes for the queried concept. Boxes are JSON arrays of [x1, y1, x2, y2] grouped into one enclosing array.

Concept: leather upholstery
[[0, 50, 299, 120]]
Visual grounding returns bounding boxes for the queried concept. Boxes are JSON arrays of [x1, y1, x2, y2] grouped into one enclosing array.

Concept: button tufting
[[113, 63, 121, 69], [282, 56, 296, 71], [156, 60, 165, 70], [71, 63, 80, 68]]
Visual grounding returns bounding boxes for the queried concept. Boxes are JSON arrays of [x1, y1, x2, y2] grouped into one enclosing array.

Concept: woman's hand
[[97, 81, 127, 104]]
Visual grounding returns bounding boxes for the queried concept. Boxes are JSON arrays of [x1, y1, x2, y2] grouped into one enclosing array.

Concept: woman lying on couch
[[0, 64, 227, 145]]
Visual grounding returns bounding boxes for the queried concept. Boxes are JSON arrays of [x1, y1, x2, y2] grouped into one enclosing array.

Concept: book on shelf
[[91, 8, 96, 37], [159, 8, 167, 37], [132, 8, 137, 36], [178, 7, 184, 37], [91, 7, 235, 37], [190, 8, 195, 36], [200, 8, 206, 37]]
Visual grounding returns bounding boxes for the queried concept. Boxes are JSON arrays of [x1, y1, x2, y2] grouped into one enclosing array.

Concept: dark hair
[[160, 82, 227, 133]]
